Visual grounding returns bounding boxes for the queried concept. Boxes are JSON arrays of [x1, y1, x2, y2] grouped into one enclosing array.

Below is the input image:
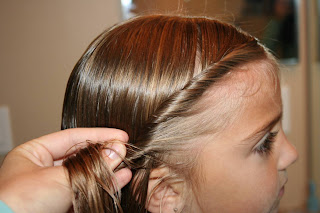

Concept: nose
[[277, 133, 299, 171]]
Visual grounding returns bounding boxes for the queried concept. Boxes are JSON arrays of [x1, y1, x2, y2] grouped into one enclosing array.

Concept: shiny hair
[[62, 15, 276, 213]]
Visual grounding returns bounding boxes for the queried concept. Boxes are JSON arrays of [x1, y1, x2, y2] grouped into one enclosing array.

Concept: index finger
[[34, 128, 128, 161]]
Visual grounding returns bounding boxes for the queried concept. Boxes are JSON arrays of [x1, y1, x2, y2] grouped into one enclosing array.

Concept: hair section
[[62, 15, 275, 213]]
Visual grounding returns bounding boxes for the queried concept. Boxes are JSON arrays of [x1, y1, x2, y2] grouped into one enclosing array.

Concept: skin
[[189, 61, 298, 213], [0, 128, 132, 213]]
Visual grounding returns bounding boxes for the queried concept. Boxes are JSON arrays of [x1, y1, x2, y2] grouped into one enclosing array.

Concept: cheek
[[194, 151, 280, 213]]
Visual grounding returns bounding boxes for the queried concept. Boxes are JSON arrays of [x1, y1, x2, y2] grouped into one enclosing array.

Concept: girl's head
[[62, 15, 298, 213]]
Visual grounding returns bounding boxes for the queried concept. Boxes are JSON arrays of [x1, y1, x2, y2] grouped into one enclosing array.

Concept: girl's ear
[[146, 167, 186, 213]]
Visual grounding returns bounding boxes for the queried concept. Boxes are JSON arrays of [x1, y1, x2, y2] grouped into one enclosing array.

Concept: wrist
[[0, 200, 15, 213], [0, 187, 27, 213]]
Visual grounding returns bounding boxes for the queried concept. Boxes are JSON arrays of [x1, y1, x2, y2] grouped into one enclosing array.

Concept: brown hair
[[62, 15, 275, 212]]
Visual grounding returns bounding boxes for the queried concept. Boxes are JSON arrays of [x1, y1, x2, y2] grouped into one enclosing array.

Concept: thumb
[[101, 141, 127, 170], [101, 141, 132, 190]]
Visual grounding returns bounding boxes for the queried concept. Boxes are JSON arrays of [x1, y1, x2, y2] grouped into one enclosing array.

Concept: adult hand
[[0, 128, 132, 213]]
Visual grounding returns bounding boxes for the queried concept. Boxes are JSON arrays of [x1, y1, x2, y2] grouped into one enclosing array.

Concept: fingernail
[[104, 143, 122, 160]]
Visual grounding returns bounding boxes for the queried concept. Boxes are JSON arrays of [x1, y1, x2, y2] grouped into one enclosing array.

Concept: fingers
[[114, 168, 132, 189], [0, 129, 132, 213], [1, 128, 129, 175], [35, 128, 129, 161], [101, 142, 127, 169], [101, 142, 132, 190]]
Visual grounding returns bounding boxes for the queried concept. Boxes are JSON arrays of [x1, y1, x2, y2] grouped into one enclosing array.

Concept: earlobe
[[146, 167, 185, 213]]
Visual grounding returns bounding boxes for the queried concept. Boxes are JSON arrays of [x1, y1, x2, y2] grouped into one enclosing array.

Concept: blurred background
[[0, 0, 318, 212]]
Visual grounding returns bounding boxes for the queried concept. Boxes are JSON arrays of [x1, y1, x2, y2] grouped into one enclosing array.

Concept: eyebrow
[[240, 111, 283, 145]]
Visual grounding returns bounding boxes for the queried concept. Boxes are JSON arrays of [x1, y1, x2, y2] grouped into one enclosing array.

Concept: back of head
[[62, 15, 274, 212]]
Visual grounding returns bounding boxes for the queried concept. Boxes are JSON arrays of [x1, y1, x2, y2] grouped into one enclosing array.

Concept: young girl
[[62, 15, 298, 213]]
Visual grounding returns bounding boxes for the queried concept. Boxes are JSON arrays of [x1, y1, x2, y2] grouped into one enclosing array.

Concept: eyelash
[[254, 131, 279, 156]]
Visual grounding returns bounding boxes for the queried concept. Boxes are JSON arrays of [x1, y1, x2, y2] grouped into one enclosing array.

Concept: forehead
[[217, 60, 279, 98], [196, 60, 281, 131]]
